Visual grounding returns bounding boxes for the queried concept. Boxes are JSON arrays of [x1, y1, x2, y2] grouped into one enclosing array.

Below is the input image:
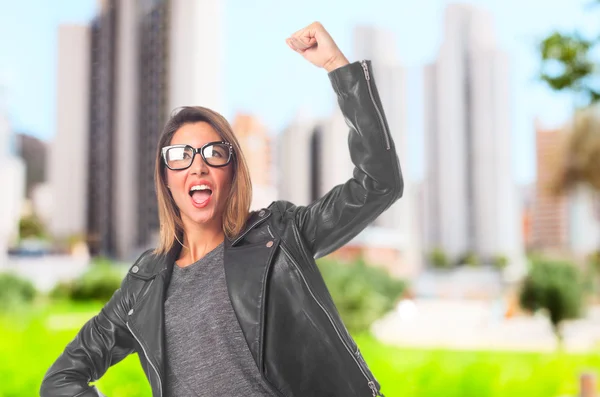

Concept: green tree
[[539, 32, 599, 106], [519, 259, 584, 348], [428, 248, 451, 269], [0, 272, 37, 312], [317, 256, 406, 333], [457, 251, 480, 267], [18, 214, 47, 240], [538, 0, 600, 106], [492, 254, 509, 270]]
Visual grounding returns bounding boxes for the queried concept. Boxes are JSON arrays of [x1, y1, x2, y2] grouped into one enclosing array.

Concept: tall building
[[277, 111, 317, 207], [314, 107, 354, 200], [87, 3, 116, 256], [115, 0, 142, 259], [0, 93, 26, 262], [48, 24, 90, 244], [52, 0, 223, 259], [423, 4, 525, 275], [531, 121, 570, 251], [168, 0, 223, 113], [567, 184, 600, 256], [0, 86, 10, 157], [16, 133, 48, 198], [531, 120, 600, 256], [231, 113, 277, 210], [136, 0, 169, 254]]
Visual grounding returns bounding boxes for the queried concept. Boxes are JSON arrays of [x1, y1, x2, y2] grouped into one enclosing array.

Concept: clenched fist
[[286, 22, 349, 72]]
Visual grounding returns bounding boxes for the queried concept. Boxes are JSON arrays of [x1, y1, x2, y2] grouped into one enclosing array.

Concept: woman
[[40, 22, 402, 397]]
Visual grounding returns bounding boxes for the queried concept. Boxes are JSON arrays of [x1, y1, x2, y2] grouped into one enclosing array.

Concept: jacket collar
[[131, 208, 273, 279], [229, 207, 272, 246]]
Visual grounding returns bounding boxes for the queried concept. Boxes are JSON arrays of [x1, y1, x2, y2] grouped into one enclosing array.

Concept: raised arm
[[280, 22, 404, 259]]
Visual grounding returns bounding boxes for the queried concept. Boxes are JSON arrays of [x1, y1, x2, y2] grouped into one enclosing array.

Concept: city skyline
[[2, 0, 598, 266], [1, 0, 598, 186]]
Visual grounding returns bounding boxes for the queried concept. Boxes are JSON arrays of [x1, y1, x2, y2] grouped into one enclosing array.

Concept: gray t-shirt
[[164, 241, 275, 397]]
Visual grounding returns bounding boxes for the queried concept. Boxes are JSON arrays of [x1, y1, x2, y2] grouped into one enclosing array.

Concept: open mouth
[[189, 185, 213, 205]]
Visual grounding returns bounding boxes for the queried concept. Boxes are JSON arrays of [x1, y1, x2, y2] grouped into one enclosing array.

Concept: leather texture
[[40, 59, 403, 397]]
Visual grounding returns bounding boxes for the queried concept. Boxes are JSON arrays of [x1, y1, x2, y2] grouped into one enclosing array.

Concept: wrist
[[324, 55, 350, 73]]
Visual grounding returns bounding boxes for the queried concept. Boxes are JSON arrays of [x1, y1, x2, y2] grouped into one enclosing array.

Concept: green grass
[[355, 334, 600, 397], [0, 301, 150, 397], [1, 301, 598, 397]]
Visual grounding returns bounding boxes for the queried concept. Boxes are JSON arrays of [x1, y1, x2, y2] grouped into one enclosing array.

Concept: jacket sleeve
[[39, 274, 135, 397], [279, 60, 404, 260]]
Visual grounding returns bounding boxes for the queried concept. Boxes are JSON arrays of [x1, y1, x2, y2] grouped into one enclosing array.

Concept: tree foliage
[[18, 214, 47, 240], [519, 258, 584, 347], [538, 0, 600, 107], [317, 256, 407, 333]]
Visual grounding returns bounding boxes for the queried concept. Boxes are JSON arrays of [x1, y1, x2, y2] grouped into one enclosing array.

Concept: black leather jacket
[[40, 60, 403, 397]]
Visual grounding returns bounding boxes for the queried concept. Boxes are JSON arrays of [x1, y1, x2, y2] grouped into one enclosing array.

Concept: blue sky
[[0, 0, 598, 184]]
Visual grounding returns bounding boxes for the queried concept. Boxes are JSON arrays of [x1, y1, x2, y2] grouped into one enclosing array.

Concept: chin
[[186, 211, 216, 225], [183, 204, 223, 225]]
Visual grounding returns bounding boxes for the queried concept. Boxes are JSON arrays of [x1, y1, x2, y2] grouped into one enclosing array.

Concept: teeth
[[190, 184, 211, 192]]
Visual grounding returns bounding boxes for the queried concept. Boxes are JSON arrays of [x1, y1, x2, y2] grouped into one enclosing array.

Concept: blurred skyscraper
[[278, 109, 356, 210], [16, 133, 48, 198], [231, 113, 278, 211], [0, 90, 26, 263], [48, 24, 91, 245], [532, 120, 600, 256], [51, 0, 223, 260], [568, 185, 600, 256], [531, 121, 570, 252], [423, 4, 525, 276], [0, 87, 9, 158], [277, 110, 316, 207]]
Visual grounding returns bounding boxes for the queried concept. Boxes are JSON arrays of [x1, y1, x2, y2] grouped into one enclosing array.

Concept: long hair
[[153, 106, 253, 255]]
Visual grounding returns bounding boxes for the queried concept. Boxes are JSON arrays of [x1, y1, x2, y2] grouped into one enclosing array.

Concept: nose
[[190, 150, 209, 175]]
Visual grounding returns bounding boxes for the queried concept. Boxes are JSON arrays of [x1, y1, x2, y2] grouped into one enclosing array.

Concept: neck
[[177, 216, 225, 266]]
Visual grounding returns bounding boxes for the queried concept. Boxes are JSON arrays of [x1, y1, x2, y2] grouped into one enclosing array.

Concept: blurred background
[[1, 0, 600, 396]]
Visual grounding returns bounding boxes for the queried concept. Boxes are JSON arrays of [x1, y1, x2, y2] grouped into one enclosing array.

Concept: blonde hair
[[153, 106, 252, 255]]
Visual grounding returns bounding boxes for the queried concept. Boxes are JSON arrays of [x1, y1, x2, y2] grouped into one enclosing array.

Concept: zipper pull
[[361, 60, 370, 80], [368, 380, 377, 396]]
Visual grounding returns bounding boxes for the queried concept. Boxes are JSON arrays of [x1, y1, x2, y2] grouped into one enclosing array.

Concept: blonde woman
[[41, 22, 403, 397]]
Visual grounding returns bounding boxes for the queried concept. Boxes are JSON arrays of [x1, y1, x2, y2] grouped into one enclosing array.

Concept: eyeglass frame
[[161, 141, 234, 170]]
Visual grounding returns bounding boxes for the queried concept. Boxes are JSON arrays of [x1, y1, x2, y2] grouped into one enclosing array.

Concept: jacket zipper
[[361, 59, 391, 151], [126, 321, 163, 397], [268, 226, 383, 396]]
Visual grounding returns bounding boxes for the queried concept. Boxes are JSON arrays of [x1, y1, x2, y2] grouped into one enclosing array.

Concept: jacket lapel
[[223, 209, 280, 370], [127, 245, 179, 392]]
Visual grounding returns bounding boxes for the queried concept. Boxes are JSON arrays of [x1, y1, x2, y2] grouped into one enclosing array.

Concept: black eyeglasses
[[162, 141, 234, 170]]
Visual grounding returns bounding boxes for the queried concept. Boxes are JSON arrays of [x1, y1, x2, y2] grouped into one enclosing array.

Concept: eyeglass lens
[[165, 143, 230, 169]]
